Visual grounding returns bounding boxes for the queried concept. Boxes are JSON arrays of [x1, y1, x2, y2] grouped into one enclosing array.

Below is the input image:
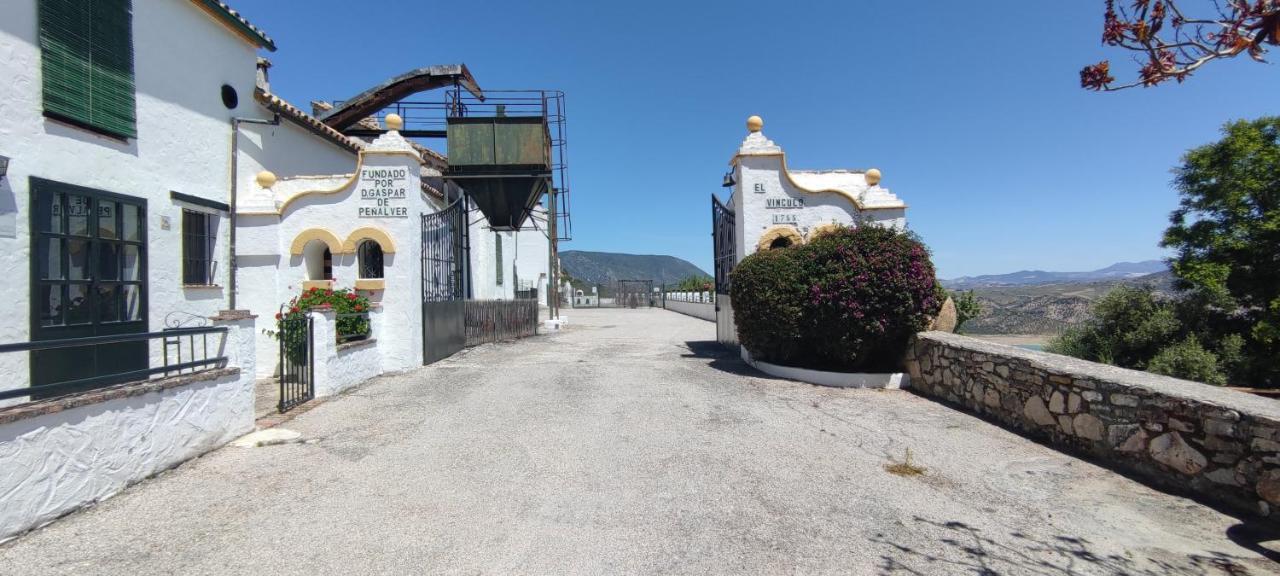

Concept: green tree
[[950, 290, 982, 332], [1163, 117, 1280, 385], [673, 275, 714, 292]]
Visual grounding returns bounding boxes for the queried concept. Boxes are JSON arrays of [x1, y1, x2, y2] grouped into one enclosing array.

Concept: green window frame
[[38, 0, 137, 139]]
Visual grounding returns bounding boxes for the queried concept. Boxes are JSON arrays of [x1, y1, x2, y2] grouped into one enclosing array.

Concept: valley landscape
[[562, 252, 1174, 344]]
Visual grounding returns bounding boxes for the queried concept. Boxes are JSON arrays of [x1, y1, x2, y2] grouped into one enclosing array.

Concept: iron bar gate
[[712, 194, 738, 345], [612, 280, 655, 308], [277, 312, 314, 413], [422, 198, 467, 364], [712, 194, 736, 297]]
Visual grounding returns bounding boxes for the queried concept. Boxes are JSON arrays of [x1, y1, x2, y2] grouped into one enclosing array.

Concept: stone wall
[[905, 331, 1280, 518]]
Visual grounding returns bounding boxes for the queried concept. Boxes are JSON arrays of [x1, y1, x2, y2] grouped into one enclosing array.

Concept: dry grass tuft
[[884, 448, 926, 477]]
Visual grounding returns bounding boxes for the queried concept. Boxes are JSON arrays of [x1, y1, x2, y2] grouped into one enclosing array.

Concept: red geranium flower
[[309, 287, 319, 294], [346, 293, 357, 301], [290, 306, 300, 313], [325, 289, 333, 296], [354, 304, 364, 312], [274, 312, 282, 320]]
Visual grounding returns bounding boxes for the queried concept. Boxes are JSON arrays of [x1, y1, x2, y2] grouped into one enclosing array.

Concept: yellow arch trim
[[807, 222, 846, 241], [290, 228, 345, 256], [757, 226, 805, 252], [343, 226, 397, 254], [731, 151, 907, 212], [240, 149, 427, 216]]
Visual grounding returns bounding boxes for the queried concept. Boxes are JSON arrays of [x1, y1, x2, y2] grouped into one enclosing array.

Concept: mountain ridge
[[944, 260, 1167, 289], [560, 250, 710, 287]]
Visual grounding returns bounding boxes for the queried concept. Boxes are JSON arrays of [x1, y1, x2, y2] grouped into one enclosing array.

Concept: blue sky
[[234, 1, 1279, 278]]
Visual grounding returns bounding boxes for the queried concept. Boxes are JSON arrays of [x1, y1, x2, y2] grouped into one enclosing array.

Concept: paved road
[[2, 308, 1277, 575]]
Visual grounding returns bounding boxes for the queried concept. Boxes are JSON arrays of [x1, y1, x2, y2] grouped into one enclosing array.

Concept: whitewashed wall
[[729, 127, 906, 263], [237, 134, 433, 376], [515, 205, 552, 305], [0, 0, 264, 393], [310, 308, 382, 398], [0, 315, 256, 542]]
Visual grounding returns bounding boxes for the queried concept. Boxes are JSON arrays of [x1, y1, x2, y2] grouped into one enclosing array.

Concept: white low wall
[[0, 315, 256, 542], [664, 299, 716, 322], [310, 309, 383, 398]]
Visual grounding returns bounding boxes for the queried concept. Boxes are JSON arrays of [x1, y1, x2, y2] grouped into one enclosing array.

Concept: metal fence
[[277, 314, 314, 413], [0, 326, 229, 403], [464, 299, 539, 346]]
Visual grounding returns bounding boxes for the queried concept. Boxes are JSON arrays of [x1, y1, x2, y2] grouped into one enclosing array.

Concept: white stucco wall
[[728, 127, 907, 263], [0, 0, 264, 392], [236, 133, 432, 376], [514, 205, 552, 305], [309, 309, 382, 398], [663, 300, 716, 322], [0, 314, 256, 542]]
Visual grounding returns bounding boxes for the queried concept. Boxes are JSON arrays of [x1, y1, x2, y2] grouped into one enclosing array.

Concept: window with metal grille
[[182, 210, 217, 285], [358, 240, 383, 279], [38, 0, 137, 139], [494, 232, 503, 286]]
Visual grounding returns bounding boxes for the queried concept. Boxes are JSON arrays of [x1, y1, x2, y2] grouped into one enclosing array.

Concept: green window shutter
[[38, 0, 136, 139]]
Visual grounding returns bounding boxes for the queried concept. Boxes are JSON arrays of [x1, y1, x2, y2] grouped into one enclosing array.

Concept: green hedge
[[731, 225, 942, 372]]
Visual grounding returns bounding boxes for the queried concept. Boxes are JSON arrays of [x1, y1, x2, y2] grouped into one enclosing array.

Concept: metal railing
[[0, 326, 229, 403], [464, 299, 538, 346]]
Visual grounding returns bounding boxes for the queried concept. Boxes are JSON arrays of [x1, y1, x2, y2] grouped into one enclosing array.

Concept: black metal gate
[[422, 198, 467, 364], [712, 194, 738, 345], [612, 280, 654, 308], [277, 313, 314, 413], [712, 194, 736, 297]]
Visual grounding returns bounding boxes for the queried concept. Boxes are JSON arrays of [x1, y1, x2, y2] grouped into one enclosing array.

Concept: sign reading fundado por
[[357, 167, 409, 218]]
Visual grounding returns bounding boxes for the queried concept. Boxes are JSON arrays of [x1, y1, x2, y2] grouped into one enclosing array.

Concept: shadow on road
[[872, 516, 1269, 575], [682, 340, 756, 376]]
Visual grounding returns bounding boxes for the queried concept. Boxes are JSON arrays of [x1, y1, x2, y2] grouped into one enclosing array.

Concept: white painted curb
[[741, 349, 909, 389]]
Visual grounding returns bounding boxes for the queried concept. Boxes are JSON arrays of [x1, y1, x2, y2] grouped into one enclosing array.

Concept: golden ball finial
[[255, 170, 277, 189], [746, 115, 764, 133], [865, 168, 882, 186], [384, 113, 404, 131]]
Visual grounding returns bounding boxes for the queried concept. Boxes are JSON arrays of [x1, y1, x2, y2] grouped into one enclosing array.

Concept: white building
[[712, 115, 909, 345], [0, 0, 552, 540], [728, 115, 906, 260]]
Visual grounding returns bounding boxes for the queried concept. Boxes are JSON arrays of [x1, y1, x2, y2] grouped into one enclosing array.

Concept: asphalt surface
[[2, 308, 1278, 575]]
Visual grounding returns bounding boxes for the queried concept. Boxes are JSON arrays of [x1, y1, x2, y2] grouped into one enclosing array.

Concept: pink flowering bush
[[731, 225, 943, 372]]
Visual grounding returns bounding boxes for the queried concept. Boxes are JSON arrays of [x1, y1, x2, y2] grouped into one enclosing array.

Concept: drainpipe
[[228, 113, 280, 310]]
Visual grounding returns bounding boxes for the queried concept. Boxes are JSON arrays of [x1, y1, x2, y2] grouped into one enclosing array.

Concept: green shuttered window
[[38, 0, 136, 139]]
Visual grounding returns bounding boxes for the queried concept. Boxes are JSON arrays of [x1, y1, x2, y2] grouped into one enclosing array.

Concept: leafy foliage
[[270, 287, 373, 365], [1081, 1, 1280, 91], [731, 225, 942, 372], [674, 275, 714, 292], [1046, 285, 1241, 385], [951, 290, 982, 332], [1163, 117, 1280, 385]]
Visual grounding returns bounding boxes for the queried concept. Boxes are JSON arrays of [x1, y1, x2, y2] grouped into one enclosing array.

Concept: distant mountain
[[957, 270, 1176, 335], [944, 260, 1168, 289], [560, 251, 710, 287]]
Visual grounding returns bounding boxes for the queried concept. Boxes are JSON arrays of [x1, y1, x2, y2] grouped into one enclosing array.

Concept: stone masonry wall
[[905, 331, 1280, 518]]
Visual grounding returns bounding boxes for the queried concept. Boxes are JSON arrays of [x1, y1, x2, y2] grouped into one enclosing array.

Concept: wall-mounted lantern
[[0, 155, 9, 178]]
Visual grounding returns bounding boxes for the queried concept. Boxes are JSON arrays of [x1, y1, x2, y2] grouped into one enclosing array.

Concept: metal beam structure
[[318, 64, 484, 131]]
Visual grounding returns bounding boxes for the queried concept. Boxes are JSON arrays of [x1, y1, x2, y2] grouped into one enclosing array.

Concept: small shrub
[[1147, 336, 1227, 386], [731, 225, 941, 372], [269, 287, 373, 365], [730, 248, 808, 363]]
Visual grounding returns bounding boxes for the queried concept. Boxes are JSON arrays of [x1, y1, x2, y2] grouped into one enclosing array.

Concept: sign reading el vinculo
[[766, 197, 804, 209], [357, 167, 409, 218]]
